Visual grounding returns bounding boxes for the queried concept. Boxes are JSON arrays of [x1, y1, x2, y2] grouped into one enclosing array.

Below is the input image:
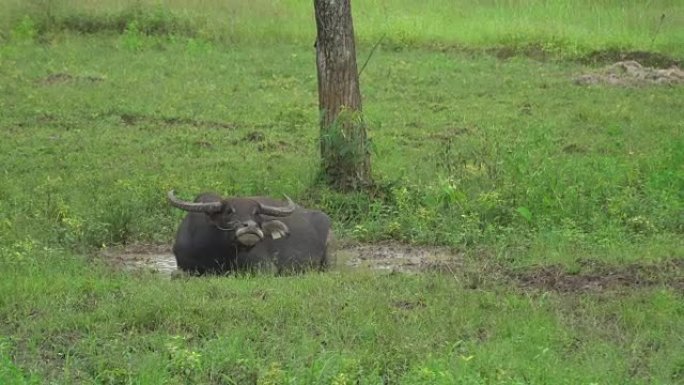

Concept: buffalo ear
[[262, 220, 289, 240]]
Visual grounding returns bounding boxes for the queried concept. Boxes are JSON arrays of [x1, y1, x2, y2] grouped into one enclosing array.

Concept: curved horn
[[258, 195, 296, 217], [167, 190, 224, 213]]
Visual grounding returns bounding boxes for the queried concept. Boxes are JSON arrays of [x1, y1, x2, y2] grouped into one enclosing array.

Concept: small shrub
[[258, 362, 289, 385], [166, 336, 202, 379], [121, 20, 144, 52], [11, 15, 37, 42]]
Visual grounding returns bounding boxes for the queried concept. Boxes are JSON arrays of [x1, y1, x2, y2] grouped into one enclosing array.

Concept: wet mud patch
[[513, 259, 684, 293], [574, 60, 684, 86], [99, 244, 177, 275], [336, 243, 464, 273], [98, 242, 464, 276], [98, 244, 682, 294]]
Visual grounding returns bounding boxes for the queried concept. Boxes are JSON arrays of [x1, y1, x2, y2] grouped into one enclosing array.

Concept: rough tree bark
[[314, 0, 372, 191]]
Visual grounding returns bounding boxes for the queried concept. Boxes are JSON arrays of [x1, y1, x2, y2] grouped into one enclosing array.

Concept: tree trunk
[[314, 0, 372, 191]]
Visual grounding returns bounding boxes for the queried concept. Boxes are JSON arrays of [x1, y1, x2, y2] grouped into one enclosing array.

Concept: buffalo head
[[167, 190, 296, 246]]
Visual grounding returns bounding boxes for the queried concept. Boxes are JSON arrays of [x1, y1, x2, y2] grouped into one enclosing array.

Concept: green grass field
[[2, 0, 684, 57], [1, 1, 683, 384]]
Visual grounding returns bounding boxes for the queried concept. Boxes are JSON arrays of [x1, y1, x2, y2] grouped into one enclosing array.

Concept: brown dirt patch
[[579, 50, 681, 68], [336, 242, 464, 273], [485, 44, 551, 61], [118, 113, 236, 130], [97, 243, 683, 294], [574, 60, 684, 86], [97, 242, 465, 276], [39, 72, 105, 85], [513, 259, 684, 293], [99, 243, 177, 275]]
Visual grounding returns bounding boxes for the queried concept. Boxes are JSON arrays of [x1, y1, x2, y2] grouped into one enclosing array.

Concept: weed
[[319, 108, 373, 191], [121, 20, 144, 52], [258, 362, 288, 385], [166, 336, 202, 379], [11, 15, 38, 42], [0, 338, 39, 385]]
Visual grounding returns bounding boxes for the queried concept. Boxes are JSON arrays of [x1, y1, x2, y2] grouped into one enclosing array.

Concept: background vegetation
[[1, 0, 682, 384], [2, 0, 684, 58]]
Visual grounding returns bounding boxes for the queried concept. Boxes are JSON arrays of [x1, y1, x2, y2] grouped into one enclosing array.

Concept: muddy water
[[102, 243, 463, 277], [99, 244, 683, 293], [101, 245, 178, 276]]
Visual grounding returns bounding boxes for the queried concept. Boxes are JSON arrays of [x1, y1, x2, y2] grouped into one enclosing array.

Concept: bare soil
[[513, 258, 684, 294], [99, 243, 683, 294], [98, 242, 464, 276], [579, 50, 681, 68], [335, 242, 463, 273], [480, 47, 681, 68], [574, 60, 684, 86], [39, 72, 105, 85], [99, 243, 178, 275]]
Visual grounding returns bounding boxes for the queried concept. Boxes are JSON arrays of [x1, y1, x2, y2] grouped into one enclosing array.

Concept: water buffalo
[[167, 190, 333, 274]]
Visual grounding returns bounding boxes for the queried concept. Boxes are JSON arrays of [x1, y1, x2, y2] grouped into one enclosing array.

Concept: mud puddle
[[99, 244, 682, 294], [100, 244, 178, 276], [335, 243, 463, 273], [99, 242, 464, 276], [574, 60, 684, 86]]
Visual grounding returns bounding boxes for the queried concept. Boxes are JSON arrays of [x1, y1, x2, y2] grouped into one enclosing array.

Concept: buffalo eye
[[224, 220, 242, 230], [209, 211, 239, 230]]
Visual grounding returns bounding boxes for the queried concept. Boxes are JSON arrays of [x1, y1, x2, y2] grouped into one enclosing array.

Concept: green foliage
[[121, 20, 144, 52], [1, 0, 683, 57], [320, 108, 373, 189], [166, 335, 203, 379], [0, 2, 682, 384], [321, 110, 370, 164], [10, 15, 38, 42], [0, 338, 40, 385], [1, 31, 681, 258], [3, 1, 196, 39], [1, 258, 682, 384]]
